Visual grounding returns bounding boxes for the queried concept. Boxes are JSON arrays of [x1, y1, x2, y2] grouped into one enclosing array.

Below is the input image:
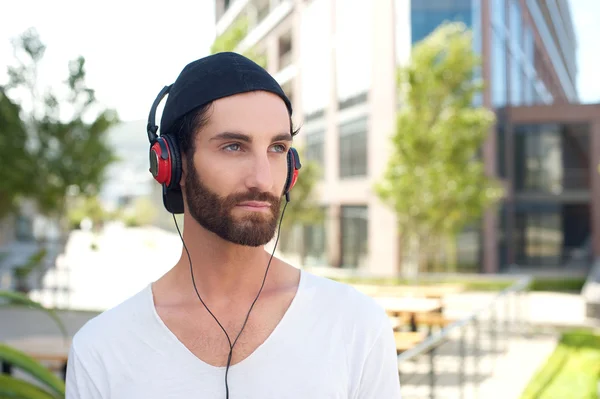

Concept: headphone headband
[[147, 85, 172, 143]]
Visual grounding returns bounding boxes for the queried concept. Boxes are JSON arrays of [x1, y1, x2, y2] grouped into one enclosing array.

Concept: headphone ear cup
[[163, 135, 182, 189], [285, 150, 293, 194], [285, 148, 301, 194]]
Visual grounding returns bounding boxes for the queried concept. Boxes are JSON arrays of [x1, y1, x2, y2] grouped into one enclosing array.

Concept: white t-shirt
[[65, 269, 401, 398]]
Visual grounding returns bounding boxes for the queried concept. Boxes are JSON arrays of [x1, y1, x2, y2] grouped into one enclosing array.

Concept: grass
[[520, 329, 600, 399], [528, 278, 586, 292], [330, 276, 586, 293]]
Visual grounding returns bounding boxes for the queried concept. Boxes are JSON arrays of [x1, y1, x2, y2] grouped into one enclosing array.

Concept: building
[[100, 120, 155, 212], [214, 0, 597, 275]]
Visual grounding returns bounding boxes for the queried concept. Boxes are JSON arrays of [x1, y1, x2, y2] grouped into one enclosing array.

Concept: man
[[65, 52, 401, 398]]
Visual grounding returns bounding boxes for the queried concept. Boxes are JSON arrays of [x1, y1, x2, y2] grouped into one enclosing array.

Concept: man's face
[[182, 91, 292, 247]]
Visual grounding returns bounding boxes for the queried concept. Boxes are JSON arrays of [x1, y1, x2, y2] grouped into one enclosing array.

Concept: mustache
[[225, 190, 280, 206]]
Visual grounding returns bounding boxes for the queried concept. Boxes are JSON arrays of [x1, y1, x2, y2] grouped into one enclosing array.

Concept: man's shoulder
[[301, 271, 388, 326], [71, 284, 152, 354]]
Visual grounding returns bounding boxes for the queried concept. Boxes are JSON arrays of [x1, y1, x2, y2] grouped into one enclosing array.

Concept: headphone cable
[[172, 199, 288, 399]]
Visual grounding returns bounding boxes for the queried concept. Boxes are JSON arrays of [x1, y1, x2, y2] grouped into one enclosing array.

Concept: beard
[[183, 161, 282, 247]]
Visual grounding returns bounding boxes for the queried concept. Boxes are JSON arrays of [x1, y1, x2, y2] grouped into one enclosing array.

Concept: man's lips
[[236, 201, 272, 211]]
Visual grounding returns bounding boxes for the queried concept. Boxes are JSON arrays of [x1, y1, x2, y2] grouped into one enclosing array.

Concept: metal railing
[[397, 276, 532, 399]]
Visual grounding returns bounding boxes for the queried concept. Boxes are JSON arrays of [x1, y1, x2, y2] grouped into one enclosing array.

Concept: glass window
[[471, 0, 482, 54], [510, 52, 522, 105], [534, 78, 550, 104], [339, 117, 368, 178], [491, 30, 507, 107], [509, 0, 522, 53], [524, 65, 534, 105], [514, 123, 590, 193], [524, 26, 534, 72], [277, 30, 293, 71], [303, 207, 328, 266], [411, 0, 473, 44], [491, 0, 506, 29], [340, 205, 368, 269], [514, 204, 562, 266], [513, 203, 591, 267], [305, 129, 325, 174], [562, 124, 590, 190], [471, 0, 482, 105]]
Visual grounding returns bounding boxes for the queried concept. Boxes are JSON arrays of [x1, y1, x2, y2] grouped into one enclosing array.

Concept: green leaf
[[0, 291, 67, 339], [0, 373, 61, 399]]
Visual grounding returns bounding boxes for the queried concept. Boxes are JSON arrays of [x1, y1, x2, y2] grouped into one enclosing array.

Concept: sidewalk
[[397, 290, 590, 398], [477, 335, 557, 399]]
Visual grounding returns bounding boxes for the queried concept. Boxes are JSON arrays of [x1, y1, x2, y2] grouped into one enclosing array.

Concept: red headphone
[[147, 86, 301, 213], [149, 136, 301, 196]]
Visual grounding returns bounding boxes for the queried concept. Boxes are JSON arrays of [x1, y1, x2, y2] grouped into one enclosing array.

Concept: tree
[[0, 88, 35, 218], [210, 14, 267, 68], [4, 28, 119, 232], [375, 22, 504, 274]]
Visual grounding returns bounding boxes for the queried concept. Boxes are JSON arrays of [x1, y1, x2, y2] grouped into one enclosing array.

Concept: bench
[[415, 313, 454, 328], [394, 331, 425, 353]]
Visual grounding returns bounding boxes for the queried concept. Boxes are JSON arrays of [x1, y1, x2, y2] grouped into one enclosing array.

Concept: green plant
[[520, 329, 600, 399], [0, 290, 67, 398], [12, 248, 47, 293]]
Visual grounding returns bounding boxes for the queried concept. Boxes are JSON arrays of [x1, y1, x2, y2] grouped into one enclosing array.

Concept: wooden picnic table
[[394, 331, 426, 352], [2, 335, 71, 380], [377, 296, 442, 314], [376, 297, 443, 332]]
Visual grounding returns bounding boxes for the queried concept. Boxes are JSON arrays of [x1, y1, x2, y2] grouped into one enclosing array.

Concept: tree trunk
[[396, 231, 403, 274], [402, 232, 420, 281], [445, 235, 458, 273], [433, 236, 441, 273]]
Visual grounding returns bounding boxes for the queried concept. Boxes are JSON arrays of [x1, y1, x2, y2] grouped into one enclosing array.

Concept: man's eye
[[223, 143, 241, 152], [272, 144, 287, 153]]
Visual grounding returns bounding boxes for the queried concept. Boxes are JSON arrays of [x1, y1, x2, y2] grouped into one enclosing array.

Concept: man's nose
[[245, 153, 273, 193]]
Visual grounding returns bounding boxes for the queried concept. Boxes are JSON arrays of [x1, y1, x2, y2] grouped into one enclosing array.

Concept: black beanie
[[160, 52, 293, 135]]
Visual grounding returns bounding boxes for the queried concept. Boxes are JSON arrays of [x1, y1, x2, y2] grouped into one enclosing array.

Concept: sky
[[0, 0, 216, 122], [0, 0, 598, 124]]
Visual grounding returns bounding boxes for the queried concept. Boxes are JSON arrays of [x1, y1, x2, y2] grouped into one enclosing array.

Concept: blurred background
[[2, 1, 600, 398]]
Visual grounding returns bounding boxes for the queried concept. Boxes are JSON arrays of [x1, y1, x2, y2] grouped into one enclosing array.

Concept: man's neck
[[170, 215, 277, 304]]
